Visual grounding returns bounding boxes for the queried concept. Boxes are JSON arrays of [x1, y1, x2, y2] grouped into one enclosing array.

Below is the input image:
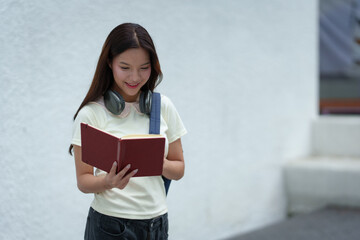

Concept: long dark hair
[[69, 23, 163, 155]]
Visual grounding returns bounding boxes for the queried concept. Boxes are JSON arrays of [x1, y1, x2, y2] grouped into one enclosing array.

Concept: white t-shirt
[[71, 94, 187, 219]]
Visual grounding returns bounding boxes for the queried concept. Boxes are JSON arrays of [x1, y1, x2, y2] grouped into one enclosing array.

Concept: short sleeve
[[71, 104, 102, 147], [161, 95, 187, 143]]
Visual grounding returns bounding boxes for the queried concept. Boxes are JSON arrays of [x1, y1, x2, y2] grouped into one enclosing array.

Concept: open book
[[80, 123, 165, 177]]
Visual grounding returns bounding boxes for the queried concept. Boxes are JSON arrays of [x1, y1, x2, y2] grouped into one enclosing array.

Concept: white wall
[[0, 0, 317, 239]]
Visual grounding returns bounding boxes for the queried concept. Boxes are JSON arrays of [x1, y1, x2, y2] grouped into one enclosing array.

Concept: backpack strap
[[149, 92, 161, 135], [149, 92, 171, 195]]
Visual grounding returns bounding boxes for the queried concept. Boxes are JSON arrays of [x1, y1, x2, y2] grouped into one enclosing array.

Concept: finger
[[127, 169, 138, 178], [115, 164, 131, 179], [109, 161, 117, 176], [118, 169, 138, 189], [122, 169, 138, 183]]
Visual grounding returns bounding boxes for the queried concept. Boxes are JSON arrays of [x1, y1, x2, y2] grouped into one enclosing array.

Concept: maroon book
[[80, 123, 165, 177]]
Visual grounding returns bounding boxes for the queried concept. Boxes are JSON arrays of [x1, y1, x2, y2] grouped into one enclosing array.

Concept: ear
[[107, 59, 112, 69]]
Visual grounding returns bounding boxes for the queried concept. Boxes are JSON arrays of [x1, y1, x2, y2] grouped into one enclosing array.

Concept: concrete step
[[227, 206, 360, 240], [284, 156, 360, 214], [312, 116, 360, 157]]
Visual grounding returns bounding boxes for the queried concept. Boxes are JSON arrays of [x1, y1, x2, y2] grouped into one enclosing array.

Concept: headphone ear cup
[[104, 90, 125, 115], [139, 91, 152, 115]]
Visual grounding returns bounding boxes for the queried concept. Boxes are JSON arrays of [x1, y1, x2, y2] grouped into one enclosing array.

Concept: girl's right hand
[[104, 162, 138, 190]]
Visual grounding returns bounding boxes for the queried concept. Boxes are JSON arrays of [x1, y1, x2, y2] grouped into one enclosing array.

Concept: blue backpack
[[149, 92, 171, 195]]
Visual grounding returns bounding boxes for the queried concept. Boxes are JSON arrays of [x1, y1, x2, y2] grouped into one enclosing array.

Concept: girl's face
[[110, 48, 151, 102]]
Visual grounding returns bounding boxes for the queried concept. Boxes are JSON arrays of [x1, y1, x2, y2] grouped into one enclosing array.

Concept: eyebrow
[[119, 62, 150, 66]]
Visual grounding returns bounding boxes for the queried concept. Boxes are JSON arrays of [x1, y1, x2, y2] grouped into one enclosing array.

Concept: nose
[[130, 70, 141, 82]]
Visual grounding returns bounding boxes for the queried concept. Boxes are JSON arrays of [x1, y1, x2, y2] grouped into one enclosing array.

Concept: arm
[[162, 138, 185, 180], [73, 145, 138, 193]]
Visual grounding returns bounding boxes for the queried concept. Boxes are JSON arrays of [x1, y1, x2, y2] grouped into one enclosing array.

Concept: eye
[[120, 66, 129, 70], [141, 66, 150, 70]]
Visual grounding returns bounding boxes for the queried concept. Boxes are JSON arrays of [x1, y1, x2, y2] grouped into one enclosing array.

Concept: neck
[[111, 87, 140, 102]]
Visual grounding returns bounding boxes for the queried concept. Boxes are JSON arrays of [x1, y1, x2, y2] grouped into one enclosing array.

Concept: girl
[[69, 23, 187, 240]]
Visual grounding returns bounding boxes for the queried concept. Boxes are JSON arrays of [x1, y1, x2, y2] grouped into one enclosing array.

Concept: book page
[[121, 134, 164, 139]]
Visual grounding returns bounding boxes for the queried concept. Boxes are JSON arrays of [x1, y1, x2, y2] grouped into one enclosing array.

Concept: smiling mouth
[[125, 82, 140, 88]]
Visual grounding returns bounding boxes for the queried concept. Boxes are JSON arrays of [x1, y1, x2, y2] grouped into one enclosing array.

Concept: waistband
[[90, 207, 167, 230]]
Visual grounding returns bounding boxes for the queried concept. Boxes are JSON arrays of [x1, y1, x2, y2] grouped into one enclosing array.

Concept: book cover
[[80, 123, 165, 177]]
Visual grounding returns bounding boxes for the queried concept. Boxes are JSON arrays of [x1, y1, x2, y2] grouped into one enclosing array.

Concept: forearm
[[163, 138, 185, 180], [77, 173, 109, 194], [163, 158, 184, 180]]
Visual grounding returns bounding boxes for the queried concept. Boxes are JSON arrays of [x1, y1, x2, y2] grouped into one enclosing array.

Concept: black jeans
[[84, 207, 169, 240]]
